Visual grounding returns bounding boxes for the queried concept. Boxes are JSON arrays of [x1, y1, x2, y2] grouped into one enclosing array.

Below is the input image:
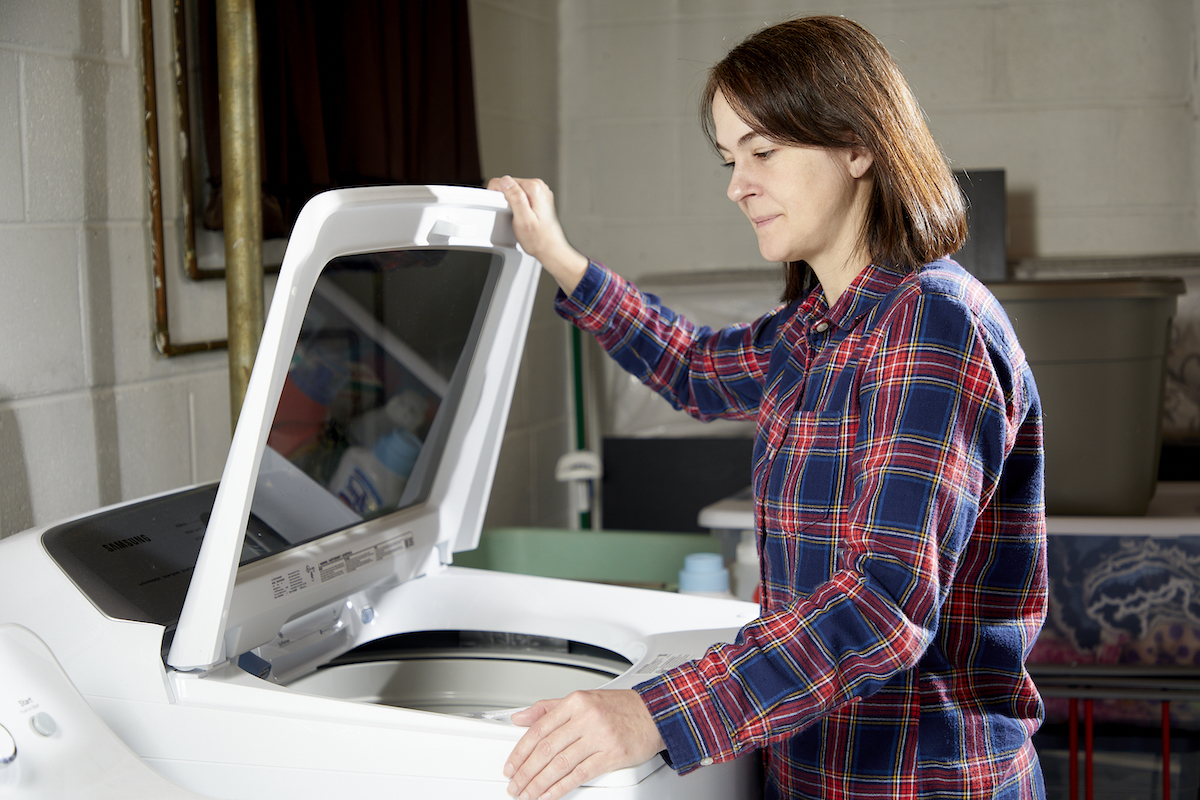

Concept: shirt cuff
[[635, 669, 732, 775], [553, 259, 627, 334]]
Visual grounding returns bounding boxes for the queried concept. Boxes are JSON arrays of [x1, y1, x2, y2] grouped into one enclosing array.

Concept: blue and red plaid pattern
[[556, 259, 1047, 799]]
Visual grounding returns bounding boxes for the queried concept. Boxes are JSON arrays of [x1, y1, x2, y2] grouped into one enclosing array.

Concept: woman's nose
[[727, 167, 756, 203]]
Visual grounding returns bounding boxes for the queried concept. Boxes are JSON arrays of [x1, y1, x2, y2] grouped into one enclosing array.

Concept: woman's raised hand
[[487, 176, 589, 295]]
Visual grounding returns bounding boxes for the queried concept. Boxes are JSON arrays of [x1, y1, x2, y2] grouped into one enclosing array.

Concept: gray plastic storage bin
[[990, 278, 1185, 516]]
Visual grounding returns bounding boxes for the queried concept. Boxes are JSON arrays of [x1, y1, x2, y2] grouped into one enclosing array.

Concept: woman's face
[[712, 90, 874, 281]]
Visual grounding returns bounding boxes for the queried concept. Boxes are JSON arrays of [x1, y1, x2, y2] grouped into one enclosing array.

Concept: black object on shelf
[[601, 437, 754, 533]]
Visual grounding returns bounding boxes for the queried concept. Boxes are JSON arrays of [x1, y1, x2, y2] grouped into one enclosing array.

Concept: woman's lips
[[752, 214, 779, 229]]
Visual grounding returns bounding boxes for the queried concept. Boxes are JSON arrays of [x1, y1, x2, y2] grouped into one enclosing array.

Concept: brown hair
[[702, 16, 967, 302]]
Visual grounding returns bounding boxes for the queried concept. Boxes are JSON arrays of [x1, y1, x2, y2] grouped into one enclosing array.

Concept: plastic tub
[[990, 277, 1184, 515], [453, 527, 721, 591]]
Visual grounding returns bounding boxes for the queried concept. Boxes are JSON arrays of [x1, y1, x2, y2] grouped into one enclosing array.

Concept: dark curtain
[[198, 0, 482, 236]]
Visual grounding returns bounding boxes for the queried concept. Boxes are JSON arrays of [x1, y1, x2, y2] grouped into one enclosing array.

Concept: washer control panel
[[0, 624, 210, 798]]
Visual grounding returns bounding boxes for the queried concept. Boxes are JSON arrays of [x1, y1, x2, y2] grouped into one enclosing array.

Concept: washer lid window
[[166, 186, 541, 673]]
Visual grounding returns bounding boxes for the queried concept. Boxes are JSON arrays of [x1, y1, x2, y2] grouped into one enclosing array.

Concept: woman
[[491, 15, 1047, 800]]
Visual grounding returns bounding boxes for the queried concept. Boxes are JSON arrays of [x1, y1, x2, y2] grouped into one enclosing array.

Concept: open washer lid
[[166, 186, 540, 673]]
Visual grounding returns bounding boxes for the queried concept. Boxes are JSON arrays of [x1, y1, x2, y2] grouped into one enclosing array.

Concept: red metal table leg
[[1162, 701, 1171, 800], [1084, 699, 1093, 800], [1069, 698, 1079, 800]]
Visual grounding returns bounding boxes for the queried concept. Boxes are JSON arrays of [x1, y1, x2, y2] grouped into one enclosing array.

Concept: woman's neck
[[812, 252, 870, 308]]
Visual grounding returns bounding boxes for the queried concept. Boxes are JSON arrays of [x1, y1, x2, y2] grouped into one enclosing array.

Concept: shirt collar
[[797, 262, 910, 332]]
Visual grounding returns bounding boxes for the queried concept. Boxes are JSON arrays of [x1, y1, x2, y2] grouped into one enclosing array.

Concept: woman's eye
[[721, 149, 771, 169]]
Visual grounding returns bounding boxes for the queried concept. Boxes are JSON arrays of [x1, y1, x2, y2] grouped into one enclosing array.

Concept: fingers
[[504, 690, 666, 800], [486, 176, 553, 250], [485, 175, 589, 294], [504, 699, 583, 798], [503, 700, 559, 786], [519, 738, 604, 800], [508, 698, 555, 730], [487, 176, 549, 219]]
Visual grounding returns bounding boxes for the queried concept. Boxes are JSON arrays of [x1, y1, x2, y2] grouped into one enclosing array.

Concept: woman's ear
[[846, 145, 874, 179]]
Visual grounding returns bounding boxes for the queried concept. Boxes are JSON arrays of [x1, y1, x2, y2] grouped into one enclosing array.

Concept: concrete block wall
[[549, 0, 1200, 517], [4, 0, 1196, 538], [0, 0, 232, 538], [556, 0, 1200, 281], [0, 0, 575, 538], [470, 0, 575, 530]]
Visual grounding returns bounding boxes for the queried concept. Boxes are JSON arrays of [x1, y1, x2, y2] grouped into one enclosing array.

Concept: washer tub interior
[[287, 630, 633, 716]]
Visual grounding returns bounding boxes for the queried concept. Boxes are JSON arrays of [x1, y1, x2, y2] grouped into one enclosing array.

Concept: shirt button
[[700, 757, 714, 767], [814, 321, 829, 332]]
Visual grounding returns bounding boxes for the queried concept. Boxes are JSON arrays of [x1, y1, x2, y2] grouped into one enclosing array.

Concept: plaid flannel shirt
[[555, 259, 1048, 799]]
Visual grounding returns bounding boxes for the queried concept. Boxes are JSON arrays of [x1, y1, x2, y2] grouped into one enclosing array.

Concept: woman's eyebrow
[[717, 131, 764, 154]]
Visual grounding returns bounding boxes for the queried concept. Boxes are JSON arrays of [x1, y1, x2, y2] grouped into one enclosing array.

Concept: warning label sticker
[[270, 568, 312, 600], [269, 533, 415, 600], [636, 653, 695, 675]]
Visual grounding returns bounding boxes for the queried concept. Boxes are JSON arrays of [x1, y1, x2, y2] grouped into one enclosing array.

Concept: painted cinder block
[[0, 51, 23, 222], [0, 0, 128, 58], [3, 392, 104, 530], [0, 227, 86, 398], [999, 1, 1192, 105], [112, 378, 195, 501]]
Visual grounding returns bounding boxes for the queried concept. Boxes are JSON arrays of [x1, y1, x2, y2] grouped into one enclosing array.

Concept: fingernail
[[506, 780, 517, 797], [500, 175, 515, 189], [503, 762, 514, 778]]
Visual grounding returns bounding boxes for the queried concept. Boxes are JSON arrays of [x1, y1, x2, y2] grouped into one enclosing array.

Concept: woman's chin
[[757, 245, 798, 265]]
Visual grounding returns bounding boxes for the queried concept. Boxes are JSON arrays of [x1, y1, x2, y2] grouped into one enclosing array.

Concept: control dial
[[0, 722, 15, 765]]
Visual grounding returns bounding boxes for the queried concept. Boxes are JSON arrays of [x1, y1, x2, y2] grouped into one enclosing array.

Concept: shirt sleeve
[[554, 261, 780, 422], [635, 286, 1020, 773]]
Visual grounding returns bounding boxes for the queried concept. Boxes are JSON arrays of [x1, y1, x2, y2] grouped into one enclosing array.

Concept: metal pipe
[[215, 0, 264, 426], [143, 0, 227, 356], [174, 0, 282, 284]]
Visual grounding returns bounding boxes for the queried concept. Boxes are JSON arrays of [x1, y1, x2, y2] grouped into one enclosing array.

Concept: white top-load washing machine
[[0, 186, 760, 798]]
